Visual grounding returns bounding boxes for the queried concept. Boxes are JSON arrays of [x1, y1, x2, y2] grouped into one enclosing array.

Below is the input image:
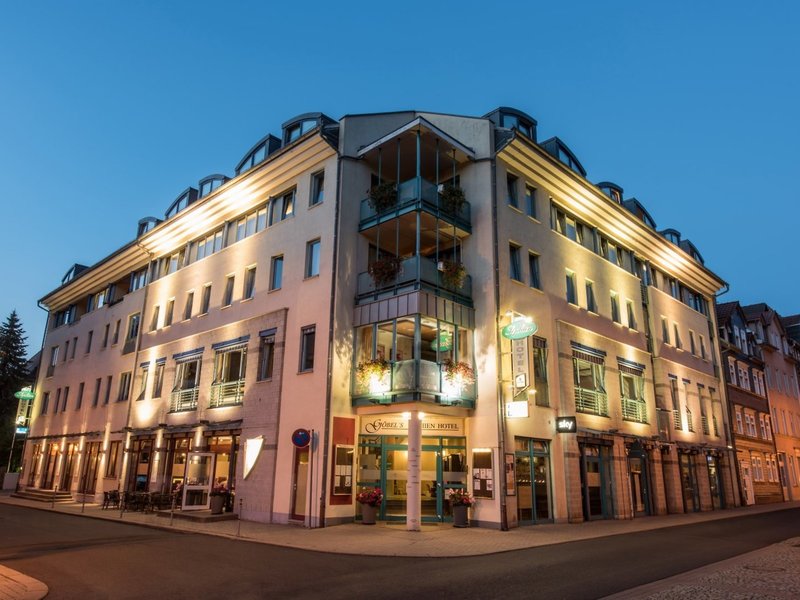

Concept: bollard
[[81, 490, 86, 513], [237, 498, 243, 537], [51, 485, 58, 509], [119, 489, 125, 519], [170, 493, 176, 527]]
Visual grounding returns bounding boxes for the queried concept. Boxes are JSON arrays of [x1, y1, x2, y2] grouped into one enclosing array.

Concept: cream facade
[[22, 107, 736, 529]]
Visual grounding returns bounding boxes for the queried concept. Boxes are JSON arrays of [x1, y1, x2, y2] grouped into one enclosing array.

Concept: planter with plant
[[209, 482, 228, 515], [356, 487, 384, 525], [448, 488, 474, 527], [442, 360, 476, 388], [439, 259, 467, 289], [356, 358, 391, 393], [368, 182, 397, 213], [368, 255, 402, 287], [439, 185, 466, 214]]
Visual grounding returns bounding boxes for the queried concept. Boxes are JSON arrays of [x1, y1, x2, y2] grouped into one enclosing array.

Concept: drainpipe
[[319, 154, 343, 528], [489, 155, 509, 531]]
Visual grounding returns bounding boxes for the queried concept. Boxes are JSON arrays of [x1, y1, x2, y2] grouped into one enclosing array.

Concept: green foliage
[[0, 310, 28, 461]]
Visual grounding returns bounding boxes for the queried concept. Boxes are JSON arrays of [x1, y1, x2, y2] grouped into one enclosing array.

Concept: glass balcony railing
[[352, 359, 476, 409], [359, 176, 471, 231], [169, 387, 199, 412], [209, 380, 245, 408], [356, 256, 472, 304]]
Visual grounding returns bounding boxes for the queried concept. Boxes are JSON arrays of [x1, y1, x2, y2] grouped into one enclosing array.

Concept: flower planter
[[360, 503, 378, 525], [453, 504, 469, 528], [210, 495, 226, 515]]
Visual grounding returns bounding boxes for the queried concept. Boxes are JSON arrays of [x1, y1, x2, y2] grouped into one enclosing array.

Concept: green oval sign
[[14, 388, 35, 401], [502, 319, 537, 340], [430, 333, 453, 352]]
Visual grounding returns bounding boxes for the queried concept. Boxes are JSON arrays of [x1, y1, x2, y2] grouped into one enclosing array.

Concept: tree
[[0, 310, 28, 466]]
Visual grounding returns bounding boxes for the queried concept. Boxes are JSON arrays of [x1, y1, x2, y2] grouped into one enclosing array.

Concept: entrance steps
[[12, 488, 74, 503]]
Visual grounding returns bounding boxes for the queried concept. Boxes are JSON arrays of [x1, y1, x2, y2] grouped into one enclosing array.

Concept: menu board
[[472, 449, 494, 498], [333, 445, 354, 495]]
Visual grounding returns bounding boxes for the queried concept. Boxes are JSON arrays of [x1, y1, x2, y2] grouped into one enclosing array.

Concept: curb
[[0, 565, 48, 600]]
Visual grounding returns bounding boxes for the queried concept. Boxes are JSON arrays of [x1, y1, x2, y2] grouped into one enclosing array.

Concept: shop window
[[106, 441, 121, 478]]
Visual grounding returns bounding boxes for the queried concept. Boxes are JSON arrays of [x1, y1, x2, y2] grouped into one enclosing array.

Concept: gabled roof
[[715, 301, 739, 325]]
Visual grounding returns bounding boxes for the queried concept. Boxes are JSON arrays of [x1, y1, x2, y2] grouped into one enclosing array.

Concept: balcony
[[209, 380, 245, 408], [169, 387, 199, 413], [352, 359, 475, 409], [574, 388, 609, 416], [701, 415, 710, 435], [359, 177, 471, 233], [621, 397, 648, 423], [673, 409, 682, 429], [357, 256, 472, 306]]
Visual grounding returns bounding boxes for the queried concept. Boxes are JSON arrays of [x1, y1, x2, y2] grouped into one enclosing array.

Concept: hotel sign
[[360, 415, 464, 436], [511, 338, 529, 391], [501, 318, 538, 340]]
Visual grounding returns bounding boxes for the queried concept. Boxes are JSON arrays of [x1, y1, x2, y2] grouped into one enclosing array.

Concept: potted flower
[[442, 360, 476, 387], [356, 487, 383, 525], [368, 182, 397, 213], [368, 255, 402, 287], [209, 482, 228, 515], [439, 184, 465, 214], [448, 488, 474, 527], [439, 259, 467, 289], [356, 358, 390, 392]]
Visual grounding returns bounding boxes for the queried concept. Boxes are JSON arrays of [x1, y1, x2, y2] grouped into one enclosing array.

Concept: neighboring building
[[743, 304, 800, 501], [717, 302, 781, 504], [20, 107, 735, 529]]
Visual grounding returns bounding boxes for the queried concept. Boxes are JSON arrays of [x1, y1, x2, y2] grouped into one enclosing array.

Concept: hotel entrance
[[357, 432, 467, 523]]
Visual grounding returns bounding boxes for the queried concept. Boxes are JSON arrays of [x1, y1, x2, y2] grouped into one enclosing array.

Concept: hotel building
[[20, 107, 736, 528]]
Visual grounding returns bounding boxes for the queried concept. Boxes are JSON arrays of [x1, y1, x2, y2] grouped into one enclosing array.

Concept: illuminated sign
[[14, 388, 35, 401], [430, 333, 453, 351], [15, 427, 29, 435], [505, 401, 529, 418], [360, 415, 464, 435], [511, 338, 529, 392], [501, 318, 538, 340], [555, 416, 577, 434]]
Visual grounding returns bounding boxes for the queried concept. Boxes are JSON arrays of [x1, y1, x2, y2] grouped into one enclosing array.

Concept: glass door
[[515, 438, 552, 525], [41, 443, 59, 489], [679, 453, 700, 512], [60, 443, 77, 492], [707, 455, 723, 509], [182, 452, 214, 510], [290, 447, 309, 521], [384, 443, 408, 520], [580, 444, 612, 520]]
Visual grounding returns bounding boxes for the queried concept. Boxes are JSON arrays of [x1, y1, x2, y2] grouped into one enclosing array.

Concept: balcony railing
[[673, 409, 682, 430], [686, 409, 694, 432], [713, 415, 719, 437], [169, 387, 199, 412], [574, 388, 609, 416], [621, 397, 648, 423], [352, 359, 475, 408], [359, 176, 471, 231], [357, 256, 472, 305], [701, 415, 710, 435], [209, 380, 245, 408]]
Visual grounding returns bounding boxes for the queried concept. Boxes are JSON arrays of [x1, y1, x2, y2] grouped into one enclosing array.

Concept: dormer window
[[662, 230, 680, 244], [235, 135, 281, 176], [137, 217, 160, 237], [198, 175, 228, 198], [165, 188, 198, 219], [501, 114, 534, 139], [285, 119, 317, 144]]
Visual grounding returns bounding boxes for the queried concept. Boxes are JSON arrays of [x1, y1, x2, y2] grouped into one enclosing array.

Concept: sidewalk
[[0, 565, 47, 600]]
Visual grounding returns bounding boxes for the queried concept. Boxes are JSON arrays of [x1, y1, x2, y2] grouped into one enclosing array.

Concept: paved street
[[3, 504, 800, 599]]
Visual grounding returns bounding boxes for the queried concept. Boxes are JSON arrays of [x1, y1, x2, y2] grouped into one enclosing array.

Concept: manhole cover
[[744, 565, 786, 573]]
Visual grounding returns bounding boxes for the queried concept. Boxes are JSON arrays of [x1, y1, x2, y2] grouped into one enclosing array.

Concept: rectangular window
[[507, 173, 518, 208], [102, 324, 110, 348], [244, 266, 257, 300], [112, 320, 121, 345], [153, 362, 164, 398], [137, 366, 149, 401], [673, 324, 682, 349], [620, 369, 647, 423], [61, 386, 69, 412], [117, 372, 131, 402], [92, 378, 101, 407], [86, 330, 93, 354], [528, 253, 540, 289], [70, 337, 77, 360], [281, 190, 295, 220], [533, 341, 549, 407], [127, 314, 140, 342], [572, 355, 607, 416], [300, 326, 316, 372], [509, 244, 522, 281], [53, 388, 61, 412], [76, 382, 84, 410], [165, 299, 175, 326], [626, 300, 636, 330], [305, 239, 321, 278], [611, 292, 620, 324], [661, 317, 670, 344], [105, 441, 121, 478], [223, 275, 235, 307], [310, 170, 325, 206], [699, 335, 707, 359], [104, 375, 112, 405], [566, 270, 577, 305], [150, 306, 160, 332], [211, 347, 247, 407], [63, 341, 69, 362], [130, 267, 147, 291], [258, 334, 275, 381], [524, 185, 537, 219], [200, 284, 212, 314], [585, 280, 596, 313], [735, 409, 743, 434], [689, 331, 696, 355], [270, 255, 284, 290], [183, 291, 194, 320], [41, 392, 50, 415]]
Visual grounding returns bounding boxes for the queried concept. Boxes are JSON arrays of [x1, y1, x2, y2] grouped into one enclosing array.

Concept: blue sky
[[1, 1, 798, 353]]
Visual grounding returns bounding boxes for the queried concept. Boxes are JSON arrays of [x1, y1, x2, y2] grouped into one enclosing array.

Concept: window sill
[[507, 204, 523, 214], [297, 370, 314, 375], [268, 287, 282, 294], [309, 201, 324, 210], [255, 378, 274, 384], [304, 274, 320, 281], [526, 215, 541, 225], [241, 297, 254, 304]]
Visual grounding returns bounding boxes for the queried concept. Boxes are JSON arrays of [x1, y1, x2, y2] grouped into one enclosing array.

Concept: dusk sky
[[1, 1, 798, 354]]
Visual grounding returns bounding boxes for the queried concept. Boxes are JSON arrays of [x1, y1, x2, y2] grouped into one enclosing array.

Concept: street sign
[[291, 428, 311, 448]]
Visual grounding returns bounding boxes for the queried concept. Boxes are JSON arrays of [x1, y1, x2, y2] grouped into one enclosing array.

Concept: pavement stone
[[0, 565, 48, 600]]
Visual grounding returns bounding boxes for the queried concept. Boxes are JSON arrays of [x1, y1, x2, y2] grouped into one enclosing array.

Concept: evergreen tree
[[0, 310, 28, 464]]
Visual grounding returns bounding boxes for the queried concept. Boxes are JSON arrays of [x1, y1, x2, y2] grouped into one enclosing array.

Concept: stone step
[[12, 488, 74, 503]]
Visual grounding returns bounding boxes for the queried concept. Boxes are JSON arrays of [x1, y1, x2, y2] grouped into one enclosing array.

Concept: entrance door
[[182, 452, 214, 510], [740, 461, 755, 505], [515, 438, 552, 525], [41, 443, 59, 489], [59, 443, 77, 492], [629, 456, 650, 516], [679, 453, 700, 512], [707, 455, 723, 509], [580, 444, 612, 520], [778, 453, 792, 501], [290, 447, 309, 521]]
